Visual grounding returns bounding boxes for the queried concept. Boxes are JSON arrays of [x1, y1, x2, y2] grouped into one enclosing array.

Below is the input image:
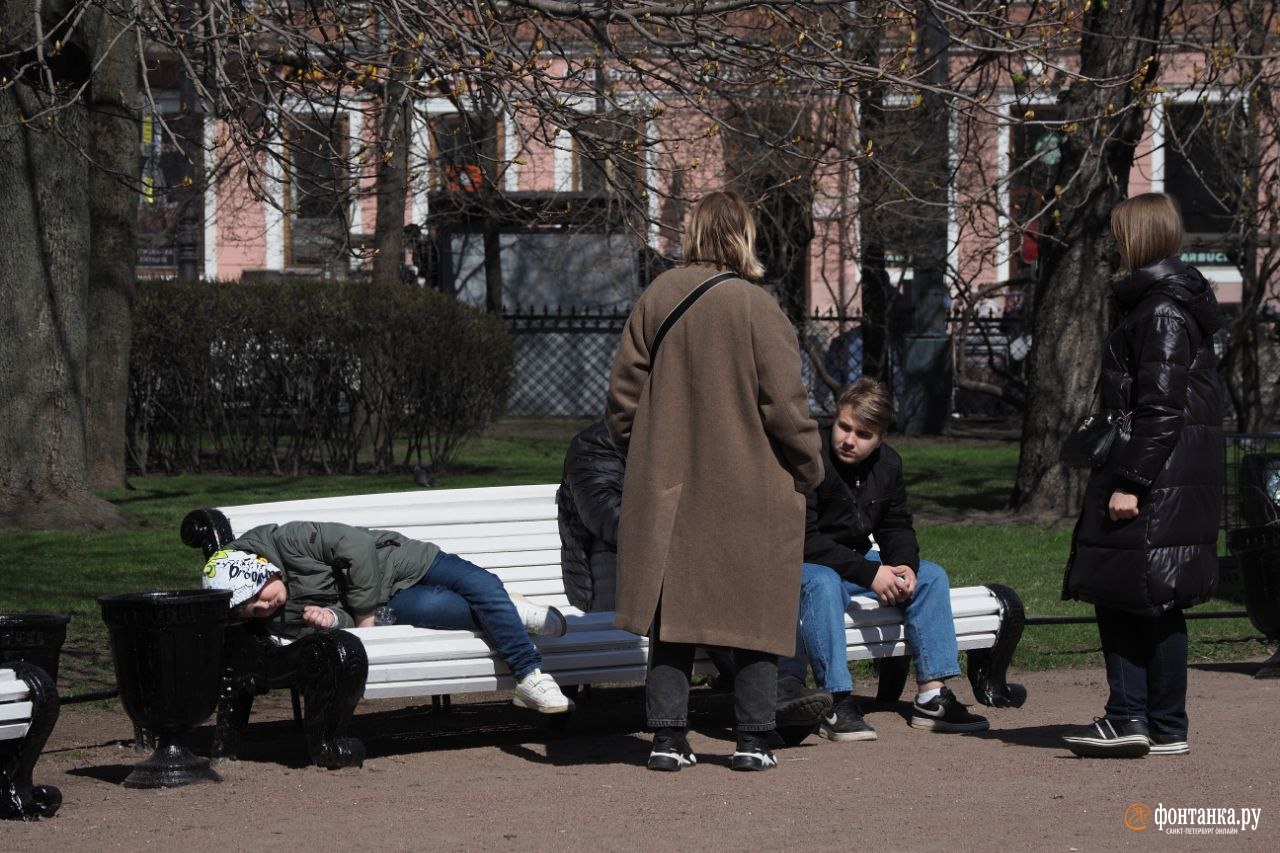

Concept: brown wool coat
[[605, 263, 823, 656]]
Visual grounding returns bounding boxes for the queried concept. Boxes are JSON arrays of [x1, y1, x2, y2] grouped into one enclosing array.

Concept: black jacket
[[557, 421, 624, 612], [1063, 257, 1224, 615], [804, 431, 920, 587]]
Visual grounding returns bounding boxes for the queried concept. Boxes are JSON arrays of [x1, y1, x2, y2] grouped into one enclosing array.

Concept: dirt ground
[[8, 660, 1278, 852]]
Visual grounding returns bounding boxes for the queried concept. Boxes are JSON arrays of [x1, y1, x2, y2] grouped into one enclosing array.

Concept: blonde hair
[[836, 377, 895, 434], [681, 190, 766, 280], [1111, 193, 1184, 272]]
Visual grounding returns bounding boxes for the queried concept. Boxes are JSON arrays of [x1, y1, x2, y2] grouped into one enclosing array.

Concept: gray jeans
[[646, 613, 777, 733]]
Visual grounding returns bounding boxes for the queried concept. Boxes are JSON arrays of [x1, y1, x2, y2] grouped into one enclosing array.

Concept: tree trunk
[[372, 55, 411, 286], [0, 82, 128, 530], [84, 5, 141, 492], [478, 112, 504, 312], [897, 8, 952, 435], [854, 4, 890, 382], [1221, 0, 1271, 432], [1011, 0, 1167, 517]]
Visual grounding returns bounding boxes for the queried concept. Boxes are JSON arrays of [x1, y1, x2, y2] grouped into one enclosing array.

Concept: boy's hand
[[303, 605, 338, 630], [871, 565, 910, 606], [892, 565, 917, 598]]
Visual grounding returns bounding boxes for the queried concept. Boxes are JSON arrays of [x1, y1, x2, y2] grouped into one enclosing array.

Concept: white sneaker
[[513, 669, 573, 714], [509, 593, 568, 638]]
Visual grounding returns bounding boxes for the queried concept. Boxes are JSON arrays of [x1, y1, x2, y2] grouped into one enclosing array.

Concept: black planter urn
[[98, 590, 231, 788], [0, 614, 70, 684]]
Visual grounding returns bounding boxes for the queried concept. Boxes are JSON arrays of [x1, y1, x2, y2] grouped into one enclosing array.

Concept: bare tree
[[6, 0, 1280, 527], [1, 2, 133, 528]]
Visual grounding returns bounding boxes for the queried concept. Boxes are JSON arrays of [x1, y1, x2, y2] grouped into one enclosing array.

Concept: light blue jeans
[[778, 554, 962, 693]]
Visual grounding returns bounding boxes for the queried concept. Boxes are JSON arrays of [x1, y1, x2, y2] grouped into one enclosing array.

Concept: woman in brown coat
[[605, 190, 823, 771]]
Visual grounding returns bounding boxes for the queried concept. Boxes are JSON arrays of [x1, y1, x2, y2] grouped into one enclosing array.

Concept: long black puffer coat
[[556, 421, 624, 612], [1063, 257, 1224, 616]]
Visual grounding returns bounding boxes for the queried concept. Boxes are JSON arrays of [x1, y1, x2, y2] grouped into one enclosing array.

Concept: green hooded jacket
[[229, 521, 441, 638]]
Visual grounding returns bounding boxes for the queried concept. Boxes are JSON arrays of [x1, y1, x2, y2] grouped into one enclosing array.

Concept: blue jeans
[[778, 555, 962, 693], [387, 551, 543, 680]]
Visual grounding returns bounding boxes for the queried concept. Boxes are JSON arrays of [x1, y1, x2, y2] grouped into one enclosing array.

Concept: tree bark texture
[[0, 83, 126, 530], [1011, 0, 1167, 517], [372, 55, 411, 286], [84, 5, 141, 491]]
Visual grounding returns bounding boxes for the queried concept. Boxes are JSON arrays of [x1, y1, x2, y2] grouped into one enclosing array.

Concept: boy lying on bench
[[201, 521, 574, 713]]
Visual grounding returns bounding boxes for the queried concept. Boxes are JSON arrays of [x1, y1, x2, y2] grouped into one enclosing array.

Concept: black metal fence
[[504, 308, 628, 417], [502, 307, 1027, 420], [501, 307, 1280, 426]]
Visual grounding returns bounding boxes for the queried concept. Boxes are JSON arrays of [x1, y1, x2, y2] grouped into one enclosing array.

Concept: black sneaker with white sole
[[730, 733, 779, 771], [819, 695, 878, 742], [1148, 731, 1189, 755], [647, 729, 697, 772], [910, 687, 990, 733], [1062, 717, 1150, 758]]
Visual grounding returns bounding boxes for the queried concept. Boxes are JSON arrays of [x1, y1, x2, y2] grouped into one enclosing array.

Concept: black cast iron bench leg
[[0, 664, 62, 821], [966, 583, 1028, 708]]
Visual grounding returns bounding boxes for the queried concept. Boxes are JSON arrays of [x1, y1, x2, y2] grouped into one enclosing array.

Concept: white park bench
[[181, 484, 1026, 765], [0, 665, 62, 820]]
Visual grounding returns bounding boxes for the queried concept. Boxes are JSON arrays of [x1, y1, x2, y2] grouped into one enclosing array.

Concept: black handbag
[[1060, 409, 1131, 468]]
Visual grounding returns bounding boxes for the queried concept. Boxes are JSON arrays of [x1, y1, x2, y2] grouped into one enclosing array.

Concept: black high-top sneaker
[[647, 728, 697, 771], [731, 731, 779, 771]]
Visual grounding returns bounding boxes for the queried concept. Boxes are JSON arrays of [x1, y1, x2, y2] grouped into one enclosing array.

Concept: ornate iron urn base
[[98, 590, 230, 789]]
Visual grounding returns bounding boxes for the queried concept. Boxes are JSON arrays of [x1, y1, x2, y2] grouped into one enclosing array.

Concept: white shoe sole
[[1062, 734, 1150, 758], [512, 695, 574, 714], [819, 724, 878, 742], [1149, 741, 1189, 755]]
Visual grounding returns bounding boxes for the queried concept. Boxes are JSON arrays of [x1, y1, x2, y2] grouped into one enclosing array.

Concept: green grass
[[0, 421, 1268, 696]]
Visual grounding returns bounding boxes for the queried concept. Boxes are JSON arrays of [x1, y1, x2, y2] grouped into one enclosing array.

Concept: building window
[[284, 113, 350, 268], [429, 114, 503, 192], [572, 114, 644, 198], [1163, 100, 1244, 239]]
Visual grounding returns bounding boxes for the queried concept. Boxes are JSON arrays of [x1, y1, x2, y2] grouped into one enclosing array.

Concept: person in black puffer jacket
[[1061, 193, 1223, 760], [557, 421, 625, 612]]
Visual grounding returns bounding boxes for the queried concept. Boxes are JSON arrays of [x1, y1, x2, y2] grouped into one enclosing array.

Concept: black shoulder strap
[[650, 272, 736, 362]]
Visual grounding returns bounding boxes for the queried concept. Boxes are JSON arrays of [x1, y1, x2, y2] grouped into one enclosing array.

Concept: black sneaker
[[1148, 731, 1189, 755], [731, 732, 779, 771], [910, 687, 990, 733], [1062, 717, 1150, 758], [819, 695, 878, 742], [775, 676, 834, 728], [647, 729, 697, 771]]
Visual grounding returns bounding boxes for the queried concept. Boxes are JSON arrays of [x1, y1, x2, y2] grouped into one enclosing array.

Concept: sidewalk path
[[9, 661, 1277, 851]]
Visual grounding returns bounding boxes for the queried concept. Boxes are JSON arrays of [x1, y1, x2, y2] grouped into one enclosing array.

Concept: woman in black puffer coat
[[1061, 193, 1223, 759]]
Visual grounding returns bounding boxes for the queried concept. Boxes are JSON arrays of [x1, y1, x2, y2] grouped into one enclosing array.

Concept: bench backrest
[[219, 485, 571, 608]]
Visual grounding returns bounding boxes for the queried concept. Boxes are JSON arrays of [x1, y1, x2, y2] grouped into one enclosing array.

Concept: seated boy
[[779, 377, 989, 740], [202, 520, 574, 713]]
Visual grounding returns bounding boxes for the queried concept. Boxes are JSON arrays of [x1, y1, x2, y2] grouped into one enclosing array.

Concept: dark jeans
[[646, 612, 777, 733], [388, 551, 543, 680], [1095, 604, 1188, 737]]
